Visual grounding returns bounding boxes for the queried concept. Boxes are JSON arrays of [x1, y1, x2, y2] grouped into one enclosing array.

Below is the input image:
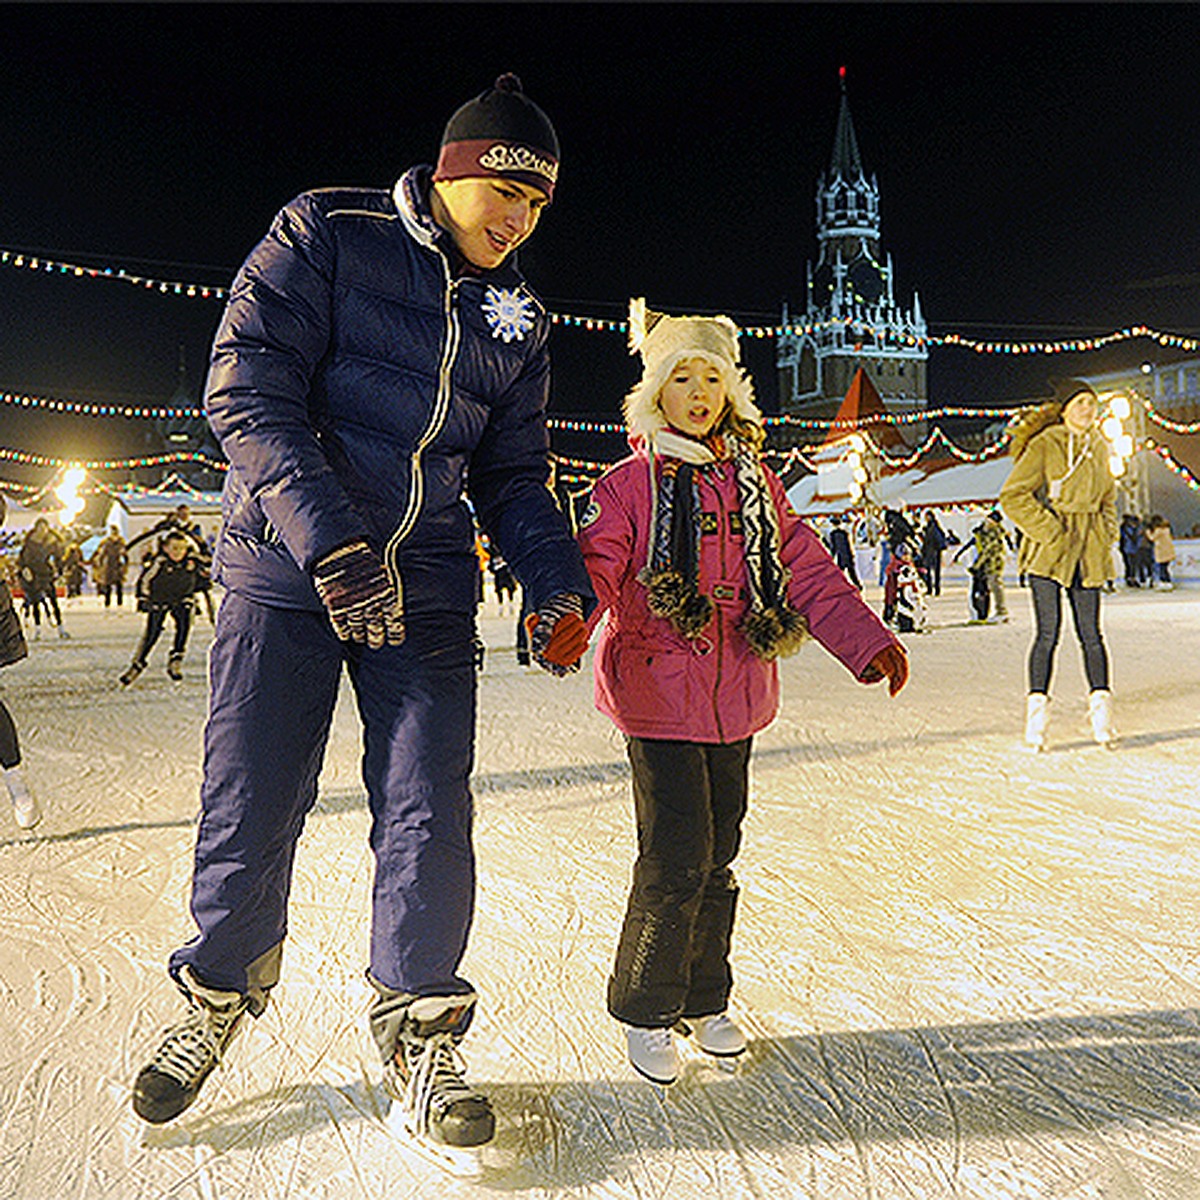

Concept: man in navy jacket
[[133, 76, 594, 1162]]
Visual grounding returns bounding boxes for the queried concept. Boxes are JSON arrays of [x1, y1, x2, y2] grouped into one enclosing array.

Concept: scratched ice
[[2, 577, 1199, 1199]]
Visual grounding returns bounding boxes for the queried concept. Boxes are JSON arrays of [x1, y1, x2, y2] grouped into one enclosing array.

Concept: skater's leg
[[1, 700, 38, 828], [168, 595, 343, 1001], [608, 737, 714, 1029], [683, 739, 750, 1018], [132, 609, 166, 666], [1027, 575, 1062, 695], [169, 601, 193, 658], [353, 615, 494, 1156], [1066, 581, 1109, 692], [350, 612, 478, 997]]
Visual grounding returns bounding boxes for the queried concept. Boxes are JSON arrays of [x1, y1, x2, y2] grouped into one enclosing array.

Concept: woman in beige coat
[[1000, 379, 1119, 749]]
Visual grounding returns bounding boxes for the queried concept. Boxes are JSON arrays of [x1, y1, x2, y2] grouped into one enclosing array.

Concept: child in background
[[119, 530, 205, 686], [1145, 515, 1175, 590], [577, 300, 907, 1085], [883, 541, 927, 633]]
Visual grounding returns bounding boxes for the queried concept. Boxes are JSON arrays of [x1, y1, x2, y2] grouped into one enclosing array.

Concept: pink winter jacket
[[577, 447, 901, 743]]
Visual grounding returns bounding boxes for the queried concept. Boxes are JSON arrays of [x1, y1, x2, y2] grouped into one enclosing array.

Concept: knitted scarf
[[639, 430, 809, 660]]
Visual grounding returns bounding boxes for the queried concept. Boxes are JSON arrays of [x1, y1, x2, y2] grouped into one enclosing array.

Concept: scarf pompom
[[741, 605, 810, 661], [641, 568, 715, 638]]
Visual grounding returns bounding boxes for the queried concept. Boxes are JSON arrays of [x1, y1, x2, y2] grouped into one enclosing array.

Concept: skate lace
[[148, 1003, 241, 1085], [630, 1026, 673, 1054], [404, 1031, 475, 1137]]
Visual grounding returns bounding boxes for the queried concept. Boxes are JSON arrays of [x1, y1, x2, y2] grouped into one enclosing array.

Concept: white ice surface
[[2, 577, 1199, 1200]]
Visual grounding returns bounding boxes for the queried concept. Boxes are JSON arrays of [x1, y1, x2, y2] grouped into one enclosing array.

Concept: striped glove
[[524, 592, 588, 677], [312, 540, 405, 649]]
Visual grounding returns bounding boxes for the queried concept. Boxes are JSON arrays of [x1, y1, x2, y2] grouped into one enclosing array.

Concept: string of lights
[[1146, 443, 1200, 492], [5, 243, 1200, 356], [0, 248, 229, 300], [0, 447, 227, 472]]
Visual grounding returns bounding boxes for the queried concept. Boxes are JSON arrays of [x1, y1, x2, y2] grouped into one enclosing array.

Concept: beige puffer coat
[[999, 423, 1117, 587]]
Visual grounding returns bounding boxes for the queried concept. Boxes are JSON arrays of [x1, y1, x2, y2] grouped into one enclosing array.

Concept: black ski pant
[[1027, 572, 1109, 694], [132, 601, 193, 667], [609, 736, 750, 1028], [0, 700, 19, 769]]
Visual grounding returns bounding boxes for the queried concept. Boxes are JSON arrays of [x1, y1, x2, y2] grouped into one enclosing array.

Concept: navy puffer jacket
[[205, 166, 594, 617]]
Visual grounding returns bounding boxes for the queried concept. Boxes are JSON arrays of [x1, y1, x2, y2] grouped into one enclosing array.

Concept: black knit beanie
[[433, 73, 559, 200]]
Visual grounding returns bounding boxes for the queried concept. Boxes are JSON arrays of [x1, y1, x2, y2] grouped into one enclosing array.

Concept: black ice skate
[[370, 988, 494, 1176], [167, 653, 183, 681], [132, 967, 252, 1124], [119, 661, 145, 687]]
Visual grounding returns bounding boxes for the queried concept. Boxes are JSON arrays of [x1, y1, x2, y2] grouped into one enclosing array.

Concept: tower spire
[[830, 66, 864, 182]]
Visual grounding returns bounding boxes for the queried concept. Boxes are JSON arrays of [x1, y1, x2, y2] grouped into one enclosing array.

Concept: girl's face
[[659, 357, 728, 439], [1062, 391, 1098, 433]]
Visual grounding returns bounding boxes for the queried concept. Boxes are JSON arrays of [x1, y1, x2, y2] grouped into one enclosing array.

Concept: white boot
[[1024, 693, 1050, 751], [1088, 689, 1117, 746], [684, 1012, 747, 1057], [5, 767, 40, 829], [623, 1024, 679, 1085]]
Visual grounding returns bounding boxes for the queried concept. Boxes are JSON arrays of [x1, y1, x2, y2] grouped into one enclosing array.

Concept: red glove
[[525, 593, 589, 676], [859, 644, 909, 696]]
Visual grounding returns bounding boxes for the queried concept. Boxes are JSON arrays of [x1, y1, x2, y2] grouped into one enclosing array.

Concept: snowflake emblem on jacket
[[481, 286, 535, 343]]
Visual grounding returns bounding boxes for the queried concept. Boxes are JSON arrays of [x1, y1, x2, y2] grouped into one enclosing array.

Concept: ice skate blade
[[384, 1101, 487, 1178], [629, 1060, 677, 1087]]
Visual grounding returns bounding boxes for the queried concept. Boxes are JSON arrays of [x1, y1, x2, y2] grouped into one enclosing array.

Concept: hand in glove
[[524, 592, 588, 677], [312, 540, 405, 649], [858, 643, 909, 696]]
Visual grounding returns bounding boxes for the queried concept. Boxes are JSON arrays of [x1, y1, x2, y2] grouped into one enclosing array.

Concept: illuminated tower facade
[[777, 69, 928, 429]]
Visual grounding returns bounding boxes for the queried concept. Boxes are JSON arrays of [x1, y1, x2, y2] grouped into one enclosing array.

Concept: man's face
[[164, 537, 188, 561], [431, 177, 548, 269]]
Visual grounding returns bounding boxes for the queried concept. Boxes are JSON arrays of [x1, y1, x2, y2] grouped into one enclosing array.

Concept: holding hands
[[525, 592, 589, 676]]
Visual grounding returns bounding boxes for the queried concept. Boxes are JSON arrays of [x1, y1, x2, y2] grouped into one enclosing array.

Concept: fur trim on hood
[[623, 298, 763, 444]]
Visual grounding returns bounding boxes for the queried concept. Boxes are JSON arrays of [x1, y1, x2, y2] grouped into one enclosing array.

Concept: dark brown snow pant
[[608, 736, 750, 1028]]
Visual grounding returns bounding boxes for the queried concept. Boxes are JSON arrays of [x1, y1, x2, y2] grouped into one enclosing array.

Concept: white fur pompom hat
[[623, 297, 763, 441]]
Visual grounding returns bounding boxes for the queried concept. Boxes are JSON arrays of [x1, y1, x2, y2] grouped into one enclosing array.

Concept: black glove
[[524, 592, 587, 677], [312, 540, 405, 649]]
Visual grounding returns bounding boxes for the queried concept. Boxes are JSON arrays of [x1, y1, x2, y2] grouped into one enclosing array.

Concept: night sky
[[3, 2, 1199, 483]]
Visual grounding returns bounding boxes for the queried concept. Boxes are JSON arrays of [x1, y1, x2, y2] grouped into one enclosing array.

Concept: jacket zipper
[[712, 468, 726, 742], [384, 263, 461, 588]]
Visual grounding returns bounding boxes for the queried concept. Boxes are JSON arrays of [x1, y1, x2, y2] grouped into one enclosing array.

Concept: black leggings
[[0, 699, 19, 769], [1027, 573, 1109, 694]]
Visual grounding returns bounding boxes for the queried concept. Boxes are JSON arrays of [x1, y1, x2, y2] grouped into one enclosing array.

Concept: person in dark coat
[[825, 514, 861, 588], [918, 509, 948, 595], [91, 527, 129, 607], [1, 497, 39, 829], [118, 530, 203, 685], [17, 518, 69, 639], [131, 75, 596, 1166]]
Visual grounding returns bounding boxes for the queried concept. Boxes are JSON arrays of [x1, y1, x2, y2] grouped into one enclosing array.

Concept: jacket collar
[[392, 165, 525, 287]]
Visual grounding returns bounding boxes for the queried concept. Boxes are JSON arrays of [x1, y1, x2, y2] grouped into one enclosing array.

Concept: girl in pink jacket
[[576, 300, 907, 1086]]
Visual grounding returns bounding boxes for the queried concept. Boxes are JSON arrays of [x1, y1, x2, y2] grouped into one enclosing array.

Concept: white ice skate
[[1088, 689, 1117, 748], [623, 1023, 679, 1085], [678, 1012, 748, 1058], [1024, 693, 1050, 751]]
